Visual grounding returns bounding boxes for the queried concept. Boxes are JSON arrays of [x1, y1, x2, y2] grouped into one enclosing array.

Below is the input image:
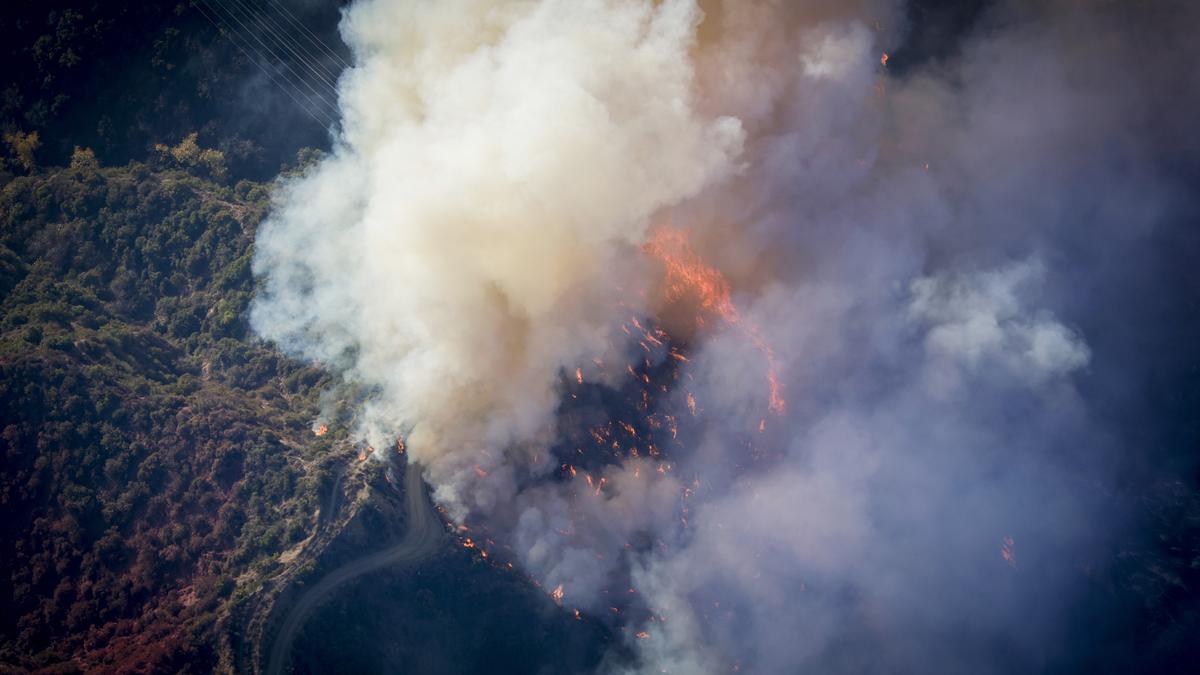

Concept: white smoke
[[910, 260, 1091, 391], [252, 0, 742, 516]]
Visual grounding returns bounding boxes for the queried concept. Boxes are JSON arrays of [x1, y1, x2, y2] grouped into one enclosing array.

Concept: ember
[[1001, 537, 1017, 568]]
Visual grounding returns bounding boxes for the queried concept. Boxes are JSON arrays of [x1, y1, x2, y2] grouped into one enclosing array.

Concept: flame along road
[[265, 462, 443, 675]]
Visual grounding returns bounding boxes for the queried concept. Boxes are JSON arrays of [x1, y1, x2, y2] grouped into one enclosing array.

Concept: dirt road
[[265, 463, 442, 675]]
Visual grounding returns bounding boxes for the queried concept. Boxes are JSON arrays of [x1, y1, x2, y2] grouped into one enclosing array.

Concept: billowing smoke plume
[[252, 0, 742, 512], [253, 0, 1200, 672]]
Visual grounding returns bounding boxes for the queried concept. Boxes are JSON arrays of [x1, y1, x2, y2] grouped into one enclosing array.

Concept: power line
[[191, 0, 337, 129], [200, 0, 340, 115], [267, 0, 354, 72], [223, 0, 343, 92], [252, 0, 347, 85], [197, 0, 341, 122]]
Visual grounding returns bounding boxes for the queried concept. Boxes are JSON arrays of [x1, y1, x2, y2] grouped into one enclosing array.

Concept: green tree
[[68, 146, 99, 173], [4, 130, 41, 172], [155, 132, 227, 180]]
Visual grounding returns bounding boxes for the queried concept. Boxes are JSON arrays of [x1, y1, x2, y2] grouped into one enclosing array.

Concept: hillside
[[0, 149, 337, 671], [0, 145, 612, 674]]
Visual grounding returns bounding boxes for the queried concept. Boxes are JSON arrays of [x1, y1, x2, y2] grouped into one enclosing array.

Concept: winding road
[[265, 462, 442, 675]]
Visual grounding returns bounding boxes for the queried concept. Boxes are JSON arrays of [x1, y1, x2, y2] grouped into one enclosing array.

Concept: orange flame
[[644, 226, 785, 414], [551, 584, 565, 605], [314, 424, 328, 437]]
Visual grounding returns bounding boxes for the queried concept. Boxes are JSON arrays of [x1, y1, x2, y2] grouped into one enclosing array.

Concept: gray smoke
[[251, 0, 1200, 672]]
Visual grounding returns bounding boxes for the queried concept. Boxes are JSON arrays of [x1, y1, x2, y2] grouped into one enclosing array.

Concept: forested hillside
[[0, 148, 340, 671], [0, 2, 359, 670]]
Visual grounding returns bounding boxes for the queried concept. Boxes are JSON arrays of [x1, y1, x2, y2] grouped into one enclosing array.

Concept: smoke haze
[[251, 0, 1200, 672]]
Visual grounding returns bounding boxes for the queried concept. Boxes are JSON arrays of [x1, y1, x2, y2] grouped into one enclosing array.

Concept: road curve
[[265, 462, 442, 675]]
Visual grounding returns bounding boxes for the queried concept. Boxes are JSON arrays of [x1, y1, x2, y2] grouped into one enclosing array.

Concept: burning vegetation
[[436, 226, 791, 638], [644, 225, 785, 414]]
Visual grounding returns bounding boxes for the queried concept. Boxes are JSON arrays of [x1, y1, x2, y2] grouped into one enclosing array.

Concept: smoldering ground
[[251, 1, 1200, 672]]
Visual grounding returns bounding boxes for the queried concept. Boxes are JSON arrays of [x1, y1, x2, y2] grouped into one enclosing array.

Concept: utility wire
[[223, 0, 343, 92], [198, 0, 341, 121], [243, 0, 345, 87], [201, 0, 339, 115], [267, 0, 354, 72], [191, 0, 337, 129]]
